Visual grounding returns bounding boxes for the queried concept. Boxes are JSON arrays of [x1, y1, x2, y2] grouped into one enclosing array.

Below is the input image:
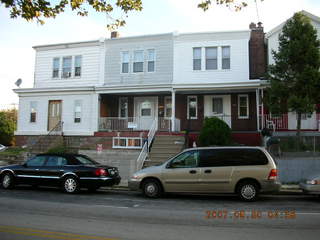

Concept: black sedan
[[0, 153, 121, 193]]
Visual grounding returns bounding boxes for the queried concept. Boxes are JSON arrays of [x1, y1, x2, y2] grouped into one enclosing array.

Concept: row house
[[14, 11, 320, 151]]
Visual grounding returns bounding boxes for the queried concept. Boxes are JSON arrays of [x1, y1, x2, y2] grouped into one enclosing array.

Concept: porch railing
[[99, 117, 181, 132]]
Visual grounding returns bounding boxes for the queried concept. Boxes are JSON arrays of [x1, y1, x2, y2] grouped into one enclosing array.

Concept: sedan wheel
[[237, 182, 259, 201], [63, 177, 79, 193], [1, 173, 14, 189], [142, 179, 162, 198]]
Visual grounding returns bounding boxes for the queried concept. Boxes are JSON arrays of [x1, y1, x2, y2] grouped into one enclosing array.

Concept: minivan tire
[[237, 181, 259, 202], [142, 179, 162, 198]]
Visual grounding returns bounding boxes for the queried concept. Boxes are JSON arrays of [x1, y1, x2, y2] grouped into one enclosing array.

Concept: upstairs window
[[222, 46, 231, 69], [133, 50, 144, 73], [147, 49, 155, 72], [62, 57, 72, 78], [187, 96, 198, 119], [74, 56, 82, 77], [52, 58, 60, 78], [193, 47, 201, 70], [30, 101, 37, 123], [119, 97, 128, 118], [74, 100, 82, 123], [238, 94, 249, 119], [121, 52, 129, 73], [205, 47, 218, 70]]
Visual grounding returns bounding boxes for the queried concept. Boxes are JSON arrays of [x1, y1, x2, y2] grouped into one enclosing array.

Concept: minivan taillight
[[94, 168, 108, 176], [268, 169, 278, 180]]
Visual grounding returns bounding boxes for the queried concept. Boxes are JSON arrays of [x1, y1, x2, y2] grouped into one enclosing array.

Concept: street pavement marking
[[0, 226, 117, 240]]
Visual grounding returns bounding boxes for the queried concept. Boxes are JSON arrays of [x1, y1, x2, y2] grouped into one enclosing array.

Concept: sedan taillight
[[94, 168, 108, 176]]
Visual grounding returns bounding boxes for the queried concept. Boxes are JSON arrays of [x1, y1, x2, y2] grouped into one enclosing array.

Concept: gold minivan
[[129, 147, 281, 201]]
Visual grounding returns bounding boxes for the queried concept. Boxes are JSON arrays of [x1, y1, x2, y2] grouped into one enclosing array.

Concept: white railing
[[136, 141, 148, 171], [261, 114, 288, 130], [157, 117, 181, 132], [147, 119, 157, 148]]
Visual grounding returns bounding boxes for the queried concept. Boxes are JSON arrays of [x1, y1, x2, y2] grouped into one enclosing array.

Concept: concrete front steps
[[144, 135, 185, 168]]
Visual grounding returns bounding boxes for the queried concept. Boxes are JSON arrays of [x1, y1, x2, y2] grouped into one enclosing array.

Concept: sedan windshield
[[74, 156, 98, 165]]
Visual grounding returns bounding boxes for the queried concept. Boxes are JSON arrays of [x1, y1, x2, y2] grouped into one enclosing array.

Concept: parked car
[[129, 147, 281, 201], [0, 144, 7, 152], [0, 153, 121, 193], [299, 175, 320, 196]]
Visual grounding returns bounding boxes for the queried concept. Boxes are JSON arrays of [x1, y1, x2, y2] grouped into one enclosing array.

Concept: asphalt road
[[0, 186, 320, 240]]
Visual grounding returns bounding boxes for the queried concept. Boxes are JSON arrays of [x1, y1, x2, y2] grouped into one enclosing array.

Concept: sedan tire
[[63, 176, 80, 194], [1, 173, 14, 189], [142, 179, 162, 198], [237, 181, 259, 202]]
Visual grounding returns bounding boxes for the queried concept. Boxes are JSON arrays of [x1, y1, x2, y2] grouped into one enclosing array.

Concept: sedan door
[[15, 155, 47, 185], [161, 150, 201, 193], [41, 156, 68, 186]]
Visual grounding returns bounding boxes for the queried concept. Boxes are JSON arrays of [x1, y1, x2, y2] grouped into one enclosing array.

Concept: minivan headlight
[[132, 173, 142, 180], [306, 180, 320, 185]]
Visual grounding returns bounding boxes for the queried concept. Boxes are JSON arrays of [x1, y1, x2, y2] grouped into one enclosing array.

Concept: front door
[[48, 100, 62, 131], [134, 97, 157, 130]]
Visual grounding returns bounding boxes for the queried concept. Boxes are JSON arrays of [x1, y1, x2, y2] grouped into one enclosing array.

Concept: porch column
[[171, 90, 176, 132], [256, 89, 260, 131]]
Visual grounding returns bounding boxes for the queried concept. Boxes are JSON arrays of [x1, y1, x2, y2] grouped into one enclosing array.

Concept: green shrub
[[199, 117, 232, 146], [46, 145, 68, 154]]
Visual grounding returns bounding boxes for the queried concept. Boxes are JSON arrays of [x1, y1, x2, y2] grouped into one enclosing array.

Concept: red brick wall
[[249, 27, 266, 79]]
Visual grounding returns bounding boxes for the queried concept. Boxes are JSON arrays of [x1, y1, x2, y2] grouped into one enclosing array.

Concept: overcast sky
[[0, 0, 319, 107]]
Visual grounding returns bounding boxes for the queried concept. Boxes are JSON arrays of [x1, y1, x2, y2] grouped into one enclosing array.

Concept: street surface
[[0, 186, 320, 240]]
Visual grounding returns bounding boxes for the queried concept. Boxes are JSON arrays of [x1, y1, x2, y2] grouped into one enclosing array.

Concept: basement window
[[113, 137, 143, 149]]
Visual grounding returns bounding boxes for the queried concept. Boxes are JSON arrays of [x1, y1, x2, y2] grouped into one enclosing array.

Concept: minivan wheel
[[1, 173, 14, 189], [237, 181, 259, 202], [63, 176, 79, 194], [142, 179, 162, 198]]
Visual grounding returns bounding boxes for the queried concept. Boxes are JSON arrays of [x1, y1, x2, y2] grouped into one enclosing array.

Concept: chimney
[[111, 31, 120, 39], [249, 22, 266, 79]]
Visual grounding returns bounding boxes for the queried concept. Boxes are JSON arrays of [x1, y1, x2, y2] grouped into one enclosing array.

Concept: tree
[[266, 12, 320, 141], [199, 117, 232, 146], [1, 0, 263, 29], [0, 109, 17, 146]]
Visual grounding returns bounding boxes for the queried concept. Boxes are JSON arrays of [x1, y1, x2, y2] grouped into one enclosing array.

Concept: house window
[[187, 96, 197, 119], [52, 58, 60, 78], [74, 56, 82, 77], [74, 100, 82, 123], [205, 47, 217, 70], [212, 97, 223, 114], [222, 46, 231, 69], [62, 57, 72, 78], [164, 96, 172, 118], [238, 95, 249, 119], [147, 49, 155, 72], [119, 97, 128, 118], [30, 101, 37, 123], [133, 50, 144, 73], [193, 47, 201, 70], [141, 101, 152, 116], [121, 52, 129, 73]]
